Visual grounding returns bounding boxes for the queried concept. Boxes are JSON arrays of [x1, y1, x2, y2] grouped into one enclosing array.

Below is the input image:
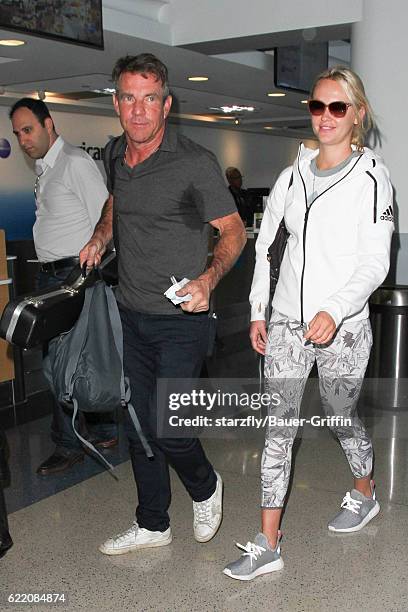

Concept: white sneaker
[[193, 471, 223, 543], [99, 521, 172, 555]]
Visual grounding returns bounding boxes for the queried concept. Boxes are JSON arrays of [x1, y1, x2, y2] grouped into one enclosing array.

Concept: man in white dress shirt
[[10, 98, 118, 475]]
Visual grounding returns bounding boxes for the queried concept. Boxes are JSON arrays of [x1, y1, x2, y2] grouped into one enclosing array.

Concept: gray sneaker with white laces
[[193, 471, 223, 542], [328, 481, 380, 533], [99, 521, 172, 555], [223, 532, 284, 581]]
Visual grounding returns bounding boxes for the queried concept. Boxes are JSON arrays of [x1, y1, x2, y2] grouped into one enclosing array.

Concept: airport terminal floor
[[1, 257, 408, 612]]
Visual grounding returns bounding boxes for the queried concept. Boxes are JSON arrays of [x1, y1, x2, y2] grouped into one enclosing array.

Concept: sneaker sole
[[223, 557, 284, 581], [328, 501, 380, 533], [99, 533, 172, 555], [194, 476, 223, 543]]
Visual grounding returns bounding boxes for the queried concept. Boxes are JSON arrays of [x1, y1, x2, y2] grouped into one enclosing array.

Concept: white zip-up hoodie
[[250, 144, 394, 327]]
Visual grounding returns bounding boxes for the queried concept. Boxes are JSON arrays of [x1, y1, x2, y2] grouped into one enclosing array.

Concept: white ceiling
[[0, 1, 352, 139]]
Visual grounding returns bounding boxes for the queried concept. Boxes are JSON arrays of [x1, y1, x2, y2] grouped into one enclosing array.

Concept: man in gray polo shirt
[[81, 53, 246, 555]]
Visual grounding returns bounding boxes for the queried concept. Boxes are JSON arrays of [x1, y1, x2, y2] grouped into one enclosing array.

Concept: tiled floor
[[2, 425, 408, 611]]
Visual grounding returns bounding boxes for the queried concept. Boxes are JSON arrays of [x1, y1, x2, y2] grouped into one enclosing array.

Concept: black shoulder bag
[[266, 172, 293, 311]]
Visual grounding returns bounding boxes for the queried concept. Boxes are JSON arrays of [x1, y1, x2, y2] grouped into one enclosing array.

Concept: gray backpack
[[45, 280, 152, 470]]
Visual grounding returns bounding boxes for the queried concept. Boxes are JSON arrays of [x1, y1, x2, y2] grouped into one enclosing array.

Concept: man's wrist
[[198, 268, 217, 293]]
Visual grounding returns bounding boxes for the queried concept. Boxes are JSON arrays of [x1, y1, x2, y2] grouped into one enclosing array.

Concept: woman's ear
[[356, 105, 366, 125]]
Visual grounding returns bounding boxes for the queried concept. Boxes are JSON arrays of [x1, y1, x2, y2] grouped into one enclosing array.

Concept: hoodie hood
[[296, 142, 388, 177]]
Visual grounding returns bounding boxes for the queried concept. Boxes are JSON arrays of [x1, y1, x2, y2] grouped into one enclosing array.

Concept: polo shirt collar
[[112, 123, 177, 159], [159, 124, 177, 152], [36, 135, 64, 174]]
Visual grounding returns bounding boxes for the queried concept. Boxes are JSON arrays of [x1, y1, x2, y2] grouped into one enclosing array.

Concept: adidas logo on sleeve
[[380, 205, 394, 222]]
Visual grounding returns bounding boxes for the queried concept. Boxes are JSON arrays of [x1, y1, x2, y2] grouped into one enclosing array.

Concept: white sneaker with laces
[[99, 521, 172, 555], [193, 471, 223, 543]]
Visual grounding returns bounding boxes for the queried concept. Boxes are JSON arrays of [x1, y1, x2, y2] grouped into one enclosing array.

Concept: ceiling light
[[210, 105, 255, 114], [234, 118, 240, 125], [301, 100, 308, 104], [267, 92, 286, 97], [188, 76, 208, 82], [0, 39, 25, 46], [92, 87, 116, 94], [264, 126, 275, 130]]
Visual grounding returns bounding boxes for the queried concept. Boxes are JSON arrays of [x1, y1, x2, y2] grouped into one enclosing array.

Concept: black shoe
[[36, 451, 84, 476], [0, 531, 13, 558]]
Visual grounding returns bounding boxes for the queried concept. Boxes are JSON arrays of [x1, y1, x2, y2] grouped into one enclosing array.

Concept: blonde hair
[[310, 66, 375, 151]]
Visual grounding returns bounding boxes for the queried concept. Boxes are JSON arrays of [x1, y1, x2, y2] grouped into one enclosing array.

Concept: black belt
[[40, 257, 79, 273]]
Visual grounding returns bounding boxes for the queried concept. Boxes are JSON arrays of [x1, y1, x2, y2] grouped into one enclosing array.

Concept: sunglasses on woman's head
[[308, 100, 353, 118]]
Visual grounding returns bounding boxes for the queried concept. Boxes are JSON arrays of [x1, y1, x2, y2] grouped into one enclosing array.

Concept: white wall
[[177, 123, 299, 189], [0, 107, 298, 241]]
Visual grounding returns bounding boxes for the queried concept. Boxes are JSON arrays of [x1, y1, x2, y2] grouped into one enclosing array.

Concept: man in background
[[10, 98, 117, 475], [225, 166, 253, 227]]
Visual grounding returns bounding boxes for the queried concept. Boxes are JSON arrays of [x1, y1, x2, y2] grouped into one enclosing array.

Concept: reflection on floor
[[4, 415, 129, 514]]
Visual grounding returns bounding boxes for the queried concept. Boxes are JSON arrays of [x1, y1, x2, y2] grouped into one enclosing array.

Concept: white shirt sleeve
[[65, 152, 108, 232]]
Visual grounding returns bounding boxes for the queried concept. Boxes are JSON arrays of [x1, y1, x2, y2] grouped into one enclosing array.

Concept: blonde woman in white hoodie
[[224, 67, 394, 581]]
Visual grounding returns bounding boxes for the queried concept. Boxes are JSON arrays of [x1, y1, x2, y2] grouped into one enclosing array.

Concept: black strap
[[104, 284, 153, 458], [109, 140, 118, 191], [105, 136, 121, 256], [105, 136, 121, 192], [66, 283, 153, 463]]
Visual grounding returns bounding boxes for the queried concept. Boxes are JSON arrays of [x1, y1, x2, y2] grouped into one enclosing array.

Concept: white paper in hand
[[164, 278, 192, 305]]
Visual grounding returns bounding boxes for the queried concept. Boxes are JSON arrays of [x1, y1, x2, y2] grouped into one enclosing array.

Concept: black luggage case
[[0, 252, 117, 349]]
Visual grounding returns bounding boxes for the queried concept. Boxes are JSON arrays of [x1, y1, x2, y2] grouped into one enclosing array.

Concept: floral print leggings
[[262, 310, 373, 508]]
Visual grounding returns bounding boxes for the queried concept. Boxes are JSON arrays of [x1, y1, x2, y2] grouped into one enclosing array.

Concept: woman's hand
[[250, 320, 268, 355], [304, 311, 336, 344]]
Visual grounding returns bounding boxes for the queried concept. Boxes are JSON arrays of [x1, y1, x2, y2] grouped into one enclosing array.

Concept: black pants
[[120, 306, 217, 532]]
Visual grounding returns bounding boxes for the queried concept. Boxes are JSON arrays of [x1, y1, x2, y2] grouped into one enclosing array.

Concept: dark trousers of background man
[[37, 266, 117, 455], [120, 306, 217, 532]]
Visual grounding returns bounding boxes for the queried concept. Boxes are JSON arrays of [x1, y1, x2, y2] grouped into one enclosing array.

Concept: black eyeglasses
[[308, 100, 353, 118]]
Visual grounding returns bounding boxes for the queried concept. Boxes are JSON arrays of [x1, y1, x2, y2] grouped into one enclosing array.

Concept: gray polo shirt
[[104, 126, 237, 315]]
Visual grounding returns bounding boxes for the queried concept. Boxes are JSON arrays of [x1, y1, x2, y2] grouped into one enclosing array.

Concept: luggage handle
[[75, 249, 117, 286]]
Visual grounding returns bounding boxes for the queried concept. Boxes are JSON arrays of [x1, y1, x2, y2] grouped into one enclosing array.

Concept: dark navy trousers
[[120, 305, 217, 532]]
